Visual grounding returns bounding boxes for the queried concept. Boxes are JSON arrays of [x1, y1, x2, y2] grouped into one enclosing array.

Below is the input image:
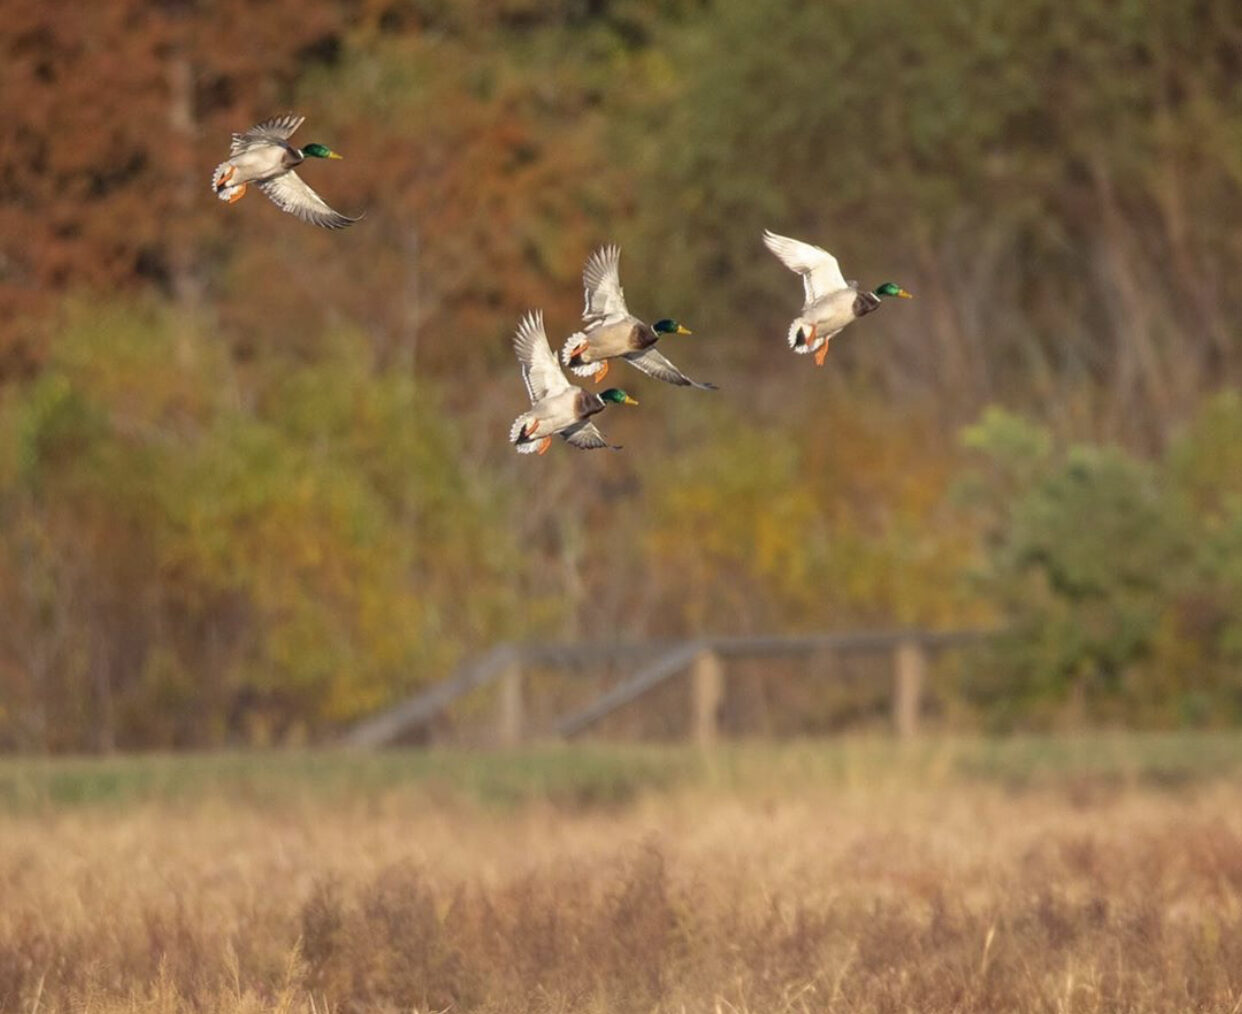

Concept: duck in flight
[[763, 229, 911, 365], [510, 310, 638, 456], [211, 113, 363, 230], [561, 245, 716, 390]]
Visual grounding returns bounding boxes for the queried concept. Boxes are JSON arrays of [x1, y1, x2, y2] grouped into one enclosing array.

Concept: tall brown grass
[[3, 747, 1242, 1012]]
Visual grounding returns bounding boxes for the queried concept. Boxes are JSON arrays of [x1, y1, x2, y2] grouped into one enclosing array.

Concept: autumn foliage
[[2, 0, 1242, 748]]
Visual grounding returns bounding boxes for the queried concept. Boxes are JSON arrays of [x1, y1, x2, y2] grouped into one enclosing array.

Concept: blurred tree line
[[1, 0, 1240, 748]]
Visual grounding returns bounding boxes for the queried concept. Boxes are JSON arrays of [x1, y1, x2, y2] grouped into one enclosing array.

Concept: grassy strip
[[2, 731, 1241, 814]]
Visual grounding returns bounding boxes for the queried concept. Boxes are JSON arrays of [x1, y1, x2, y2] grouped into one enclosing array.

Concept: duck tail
[[510, 414, 541, 453], [212, 162, 244, 203], [560, 331, 604, 379], [787, 318, 814, 353]]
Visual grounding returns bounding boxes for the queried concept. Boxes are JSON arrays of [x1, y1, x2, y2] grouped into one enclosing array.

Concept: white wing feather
[[763, 229, 848, 304], [230, 113, 305, 155], [582, 245, 629, 323], [257, 171, 361, 230], [513, 311, 572, 405]]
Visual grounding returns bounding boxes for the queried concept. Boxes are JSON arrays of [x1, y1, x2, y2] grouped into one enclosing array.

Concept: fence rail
[[340, 628, 995, 749]]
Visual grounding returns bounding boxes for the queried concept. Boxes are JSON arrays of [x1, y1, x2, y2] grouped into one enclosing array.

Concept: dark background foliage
[[1, 0, 1240, 748]]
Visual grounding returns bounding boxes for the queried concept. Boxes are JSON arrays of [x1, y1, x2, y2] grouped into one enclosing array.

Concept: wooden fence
[[341, 629, 993, 749]]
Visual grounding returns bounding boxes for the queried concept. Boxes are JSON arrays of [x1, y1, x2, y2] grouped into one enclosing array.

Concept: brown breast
[[632, 322, 658, 350], [574, 389, 605, 419], [852, 291, 882, 318]]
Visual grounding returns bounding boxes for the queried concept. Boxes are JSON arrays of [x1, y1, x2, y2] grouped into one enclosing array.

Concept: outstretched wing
[[258, 171, 362, 230], [623, 347, 718, 391], [763, 229, 848, 304], [231, 113, 305, 155], [563, 422, 619, 451], [582, 245, 629, 325], [513, 310, 572, 404]]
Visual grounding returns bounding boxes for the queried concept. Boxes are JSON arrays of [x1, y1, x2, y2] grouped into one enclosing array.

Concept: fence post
[[497, 658, 524, 747], [690, 648, 724, 748], [892, 637, 927, 738]]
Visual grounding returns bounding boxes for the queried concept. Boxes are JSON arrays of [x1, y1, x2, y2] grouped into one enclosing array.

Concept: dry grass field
[[3, 736, 1242, 1013]]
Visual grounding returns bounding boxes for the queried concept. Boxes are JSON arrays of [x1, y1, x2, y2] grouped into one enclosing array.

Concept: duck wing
[[623, 347, 718, 391], [258, 170, 362, 230], [582, 245, 629, 326], [513, 311, 573, 405], [563, 422, 619, 451], [231, 113, 305, 155], [763, 229, 848, 305]]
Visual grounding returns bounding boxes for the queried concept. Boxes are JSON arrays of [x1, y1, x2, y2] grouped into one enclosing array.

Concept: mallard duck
[[561, 245, 717, 390], [510, 310, 638, 455], [211, 114, 363, 230], [763, 229, 911, 366]]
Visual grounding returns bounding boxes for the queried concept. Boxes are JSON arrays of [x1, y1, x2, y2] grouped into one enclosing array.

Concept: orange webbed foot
[[568, 340, 589, 362], [593, 360, 610, 384], [227, 182, 248, 204], [523, 419, 540, 438], [536, 437, 553, 456], [814, 342, 829, 367], [217, 165, 236, 187]]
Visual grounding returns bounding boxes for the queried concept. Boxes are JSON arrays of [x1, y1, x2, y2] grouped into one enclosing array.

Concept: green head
[[600, 388, 639, 406], [301, 143, 343, 160], [874, 282, 913, 299], [653, 318, 693, 335]]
